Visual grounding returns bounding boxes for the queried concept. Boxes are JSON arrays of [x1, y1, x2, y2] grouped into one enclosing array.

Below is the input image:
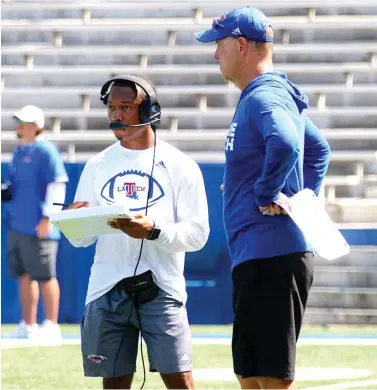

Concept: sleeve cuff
[[255, 193, 280, 207], [154, 222, 168, 244]]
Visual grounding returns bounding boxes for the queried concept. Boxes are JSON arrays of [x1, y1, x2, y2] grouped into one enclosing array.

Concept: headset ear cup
[[150, 103, 161, 128], [139, 100, 150, 124], [139, 100, 161, 127]]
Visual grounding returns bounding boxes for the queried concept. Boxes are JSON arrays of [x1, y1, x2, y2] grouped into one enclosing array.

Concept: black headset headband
[[100, 74, 157, 105]]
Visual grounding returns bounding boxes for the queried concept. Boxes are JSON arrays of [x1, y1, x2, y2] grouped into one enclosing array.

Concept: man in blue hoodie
[[196, 7, 331, 390]]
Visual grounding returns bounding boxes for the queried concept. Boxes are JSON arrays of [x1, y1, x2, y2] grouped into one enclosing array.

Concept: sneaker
[[39, 319, 62, 343], [5, 320, 39, 340]]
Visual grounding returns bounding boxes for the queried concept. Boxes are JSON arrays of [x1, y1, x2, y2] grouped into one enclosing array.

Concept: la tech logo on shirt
[[225, 122, 237, 151], [100, 169, 165, 211]]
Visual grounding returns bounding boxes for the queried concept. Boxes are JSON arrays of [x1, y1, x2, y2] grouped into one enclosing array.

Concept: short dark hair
[[111, 75, 157, 101]]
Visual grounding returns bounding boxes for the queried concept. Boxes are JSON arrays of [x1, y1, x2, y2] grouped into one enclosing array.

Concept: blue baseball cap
[[195, 6, 273, 43]]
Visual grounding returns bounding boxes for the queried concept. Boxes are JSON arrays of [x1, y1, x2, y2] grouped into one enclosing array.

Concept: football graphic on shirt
[[100, 170, 165, 211]]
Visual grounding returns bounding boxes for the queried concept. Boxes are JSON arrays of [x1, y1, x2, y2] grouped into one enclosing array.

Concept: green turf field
[[2, 325, 377, 389], [3, 323, 377, 336]]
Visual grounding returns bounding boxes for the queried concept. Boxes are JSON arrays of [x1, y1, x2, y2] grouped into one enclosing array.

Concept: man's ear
[[238, 37, 248, 55], [32, 123, 40, 134]]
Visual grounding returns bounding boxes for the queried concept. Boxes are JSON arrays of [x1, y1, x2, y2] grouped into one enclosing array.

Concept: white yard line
[[1, 338, 80, 349], [193, 368, 371, 382], [2, 336, 377, 349], [297, 338, 377, 346], [191, 338, 377, 345], [302, 378, 377, 390]]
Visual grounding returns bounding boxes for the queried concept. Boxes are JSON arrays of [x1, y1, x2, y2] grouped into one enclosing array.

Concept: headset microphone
[[109, 121, 149, 130]]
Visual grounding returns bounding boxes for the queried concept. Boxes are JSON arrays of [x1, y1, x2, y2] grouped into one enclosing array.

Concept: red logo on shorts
[[87, 354, 107, 364]]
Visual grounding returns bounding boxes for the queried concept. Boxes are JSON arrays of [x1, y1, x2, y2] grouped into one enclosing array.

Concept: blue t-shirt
[[7, 140, 68, 240], [223, 72, 331, 269]]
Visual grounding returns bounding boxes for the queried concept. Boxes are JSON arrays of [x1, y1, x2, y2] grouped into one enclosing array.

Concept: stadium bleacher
[[2, 0, 377, 206], [2, 0, 377, 324]]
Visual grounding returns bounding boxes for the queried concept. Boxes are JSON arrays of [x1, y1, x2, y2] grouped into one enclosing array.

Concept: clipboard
[[274, 189, 350, 260], [48, 204, 133, 240]]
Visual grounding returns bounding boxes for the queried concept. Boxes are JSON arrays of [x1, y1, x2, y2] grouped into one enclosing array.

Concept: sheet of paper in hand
[[274, 189, 350, 260], [49, 204, 133, 240]]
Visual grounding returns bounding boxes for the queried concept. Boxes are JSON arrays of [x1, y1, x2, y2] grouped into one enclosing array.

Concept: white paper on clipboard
[[49, 204, 133, 240], [274, 189, 350, 260]]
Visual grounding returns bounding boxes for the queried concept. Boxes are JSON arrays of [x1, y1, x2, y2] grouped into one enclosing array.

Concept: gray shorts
[[80, 282, 192, 378], [7, 230, 58, 281]]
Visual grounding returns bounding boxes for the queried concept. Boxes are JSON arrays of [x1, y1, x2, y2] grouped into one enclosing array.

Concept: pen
[[53, 202, 72, 207]]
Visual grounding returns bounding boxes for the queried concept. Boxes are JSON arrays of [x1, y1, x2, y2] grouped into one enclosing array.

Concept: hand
[[108, 213, 154, 239], [67, 201, 90, 210], [35, 217, 52, 239], [259, 204, 287, 216]]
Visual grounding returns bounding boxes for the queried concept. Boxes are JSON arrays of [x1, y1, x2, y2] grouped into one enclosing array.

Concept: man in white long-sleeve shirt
[[67, 75, 210, 390], [3, 105, 68, 341]]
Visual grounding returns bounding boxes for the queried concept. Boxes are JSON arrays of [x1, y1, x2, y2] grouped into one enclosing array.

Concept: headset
[[100, 75, 161, 131], [100, 75, 160, 390]]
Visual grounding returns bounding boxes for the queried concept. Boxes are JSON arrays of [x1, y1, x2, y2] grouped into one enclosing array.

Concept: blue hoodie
[[223, 72, 331, 269]]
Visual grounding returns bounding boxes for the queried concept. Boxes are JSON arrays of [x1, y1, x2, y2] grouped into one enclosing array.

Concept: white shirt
[[68, 140, 210, 306]]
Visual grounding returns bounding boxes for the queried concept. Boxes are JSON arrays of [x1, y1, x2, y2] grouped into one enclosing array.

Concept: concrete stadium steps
[[314, 246, 377, 267], [307, 246, 377, 320], [2, 128, 377, 148], [3, 27, 377, 47], [2, 95, 377, 114], [2, 43, 377, 68], [313, 266, 377, 288], [2, 107, 377, 131], [2, 1, 377, 12], [2, 63, 376, 77], [304, 307, 377, 324], [2, 0, 377, 203], [3, 17, 377, 29], [326, 201, 377, 223], [2, 63, 377, 90], [327, 159, 377, 177], [2, 85, 377, 110], [308, 287, 377, 309], [2, 1, 377, 47], [1, 130, 376, 167], [2, 1, 377, 21]]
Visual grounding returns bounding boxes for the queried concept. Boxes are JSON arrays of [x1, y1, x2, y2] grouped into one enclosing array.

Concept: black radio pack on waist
[[119, 270, 158, 308], [1, 181, 12, 202]]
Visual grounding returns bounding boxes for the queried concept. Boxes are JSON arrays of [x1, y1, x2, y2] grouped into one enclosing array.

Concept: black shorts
[[232, 251, 314, 381], [7, 230, 58, 281]]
